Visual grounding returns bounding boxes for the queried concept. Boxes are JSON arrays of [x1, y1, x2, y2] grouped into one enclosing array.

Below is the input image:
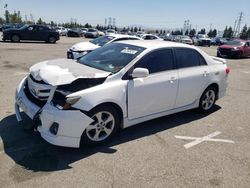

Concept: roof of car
[[116, 40, 194, 49], [107, 34, 141, 39]]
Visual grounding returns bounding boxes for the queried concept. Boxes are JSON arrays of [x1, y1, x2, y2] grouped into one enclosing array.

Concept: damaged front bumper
[[15, 77, 93, 148]]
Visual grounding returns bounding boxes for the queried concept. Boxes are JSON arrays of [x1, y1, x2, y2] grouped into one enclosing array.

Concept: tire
[[11, 34, 20, 42], [198, 86, 217, 113], [237, 52, 242, 59], [48, 36, 56, 43], [81, 105, 120, 146]]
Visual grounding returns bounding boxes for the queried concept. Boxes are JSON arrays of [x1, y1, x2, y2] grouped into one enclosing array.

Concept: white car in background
[[67, 34, 141, 59], [141, 34, 163, 40], [56, 26, 67, 36], [15, 40, 229, 148]]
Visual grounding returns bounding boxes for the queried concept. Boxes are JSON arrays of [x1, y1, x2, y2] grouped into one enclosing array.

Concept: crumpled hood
[[30, 59, 110, 86], [71, 41, 99, 52]]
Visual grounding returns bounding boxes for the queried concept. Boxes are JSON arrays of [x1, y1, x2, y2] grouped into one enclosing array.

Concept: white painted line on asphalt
[[14, 72, 28, 76], [175, 131, 235, 149], [240, 70, 250, 74]]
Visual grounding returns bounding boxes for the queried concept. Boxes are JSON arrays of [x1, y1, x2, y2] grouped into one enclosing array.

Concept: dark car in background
[[211, 37, 228, 46], [67, 28, 84, 37], [0, 23, 25, 31], [2, 24, 59, 43], [217, 40, 250, 58]]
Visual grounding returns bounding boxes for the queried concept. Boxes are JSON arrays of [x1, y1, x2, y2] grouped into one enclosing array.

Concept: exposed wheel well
[[91, 102, 124, 128]]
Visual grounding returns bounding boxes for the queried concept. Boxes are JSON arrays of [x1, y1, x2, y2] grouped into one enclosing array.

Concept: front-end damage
[[15, 69, 108, 147]]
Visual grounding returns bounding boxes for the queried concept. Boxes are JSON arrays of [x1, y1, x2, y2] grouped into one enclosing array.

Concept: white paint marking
[[175, 131, 235, 149], [14, 72, 28, 76], [240, 70, 250, 74]]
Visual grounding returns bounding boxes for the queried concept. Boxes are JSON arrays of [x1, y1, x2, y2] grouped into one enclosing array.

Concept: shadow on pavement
[[0, 106, 221, 173]]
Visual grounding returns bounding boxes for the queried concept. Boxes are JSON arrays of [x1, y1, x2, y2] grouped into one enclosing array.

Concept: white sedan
[[15, 40, 229, 148], [67, 34, 141, 59], [141, 34, 163, 40]]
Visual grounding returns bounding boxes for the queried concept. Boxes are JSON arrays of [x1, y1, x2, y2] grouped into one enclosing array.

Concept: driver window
[[134, 49, 175, 74]]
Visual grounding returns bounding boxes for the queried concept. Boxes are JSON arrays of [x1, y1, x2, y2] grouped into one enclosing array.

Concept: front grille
[[24, 75, 53, 107], [24, 82, 47, 107], [201, 40, 210, 45], [219, 48, 231, 55]]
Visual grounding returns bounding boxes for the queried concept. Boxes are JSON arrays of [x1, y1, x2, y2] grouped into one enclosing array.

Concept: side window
[[27, 26, 34, 31], [135, 49, 175, 74], [176, 48, 203, 68]]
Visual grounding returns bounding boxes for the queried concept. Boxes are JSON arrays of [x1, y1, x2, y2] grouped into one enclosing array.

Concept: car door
[[22, 25, 37, 40], [127, 48, 178, 120], [246, 42, 250, 56], [174, 48, 212, 108]]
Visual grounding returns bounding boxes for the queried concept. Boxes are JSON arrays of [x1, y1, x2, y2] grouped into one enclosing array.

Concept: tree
[[0, 17, 4, 24], [37, 18, 45, 25], [224, 26, 233, 39], [247, 27, 250, 39], [223, 26, 228, 38], [189, 29, 196, 37], [212, 29, 217, 37], [240, 24, 248, 39], [134, 27, 138, 33], [185, 30, 189, 35], [198, 28, 206, 34], [9, 11, 22, 23], [5, 10, 10, 23]]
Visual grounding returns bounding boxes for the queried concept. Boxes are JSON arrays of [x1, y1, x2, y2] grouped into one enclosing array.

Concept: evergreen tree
[[240, 24, 248, 39]]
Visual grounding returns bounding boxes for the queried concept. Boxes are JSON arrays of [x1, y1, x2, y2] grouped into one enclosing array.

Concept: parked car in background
[[0, 23, 24, 31], [211, 37, 228, 46], [2, 24, 59, 43], [81, 28, 88, 34], [84, 28, 99, 38], [56, 26, 67, 36], [174, 35, 193, 45], [105, 29, 116, 35], [140, 34, 163, 40], [136, 31, 145, 38], [67, 34, 141, 59], [15, 40, 229, 148], [67, 28, 84, 37], [97, 30, 105, 36], [217, 40, 250, 58], [193, 34, 211, 46]]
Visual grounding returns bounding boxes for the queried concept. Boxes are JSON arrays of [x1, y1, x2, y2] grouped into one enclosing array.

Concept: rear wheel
[[11, 34, 20, 42], [81, 105, 120, 146], [199, 87, 217, 112]]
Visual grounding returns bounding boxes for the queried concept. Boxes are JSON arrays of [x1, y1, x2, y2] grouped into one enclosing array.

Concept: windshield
[[226, 40, 244, 46], [78, 43, 145, 73], [88, 29, 96, 32], [90, 36, 115, 46]]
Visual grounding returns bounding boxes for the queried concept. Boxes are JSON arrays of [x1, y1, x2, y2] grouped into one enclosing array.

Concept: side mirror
[[131, 68, 149, 79]]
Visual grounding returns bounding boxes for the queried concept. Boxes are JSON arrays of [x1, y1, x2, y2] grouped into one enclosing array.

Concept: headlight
[[63, 96, 81, 110], [231, 47, 239, 51]]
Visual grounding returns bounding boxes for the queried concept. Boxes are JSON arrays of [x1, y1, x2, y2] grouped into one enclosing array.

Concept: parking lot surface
[[0, 37, 250, 188]]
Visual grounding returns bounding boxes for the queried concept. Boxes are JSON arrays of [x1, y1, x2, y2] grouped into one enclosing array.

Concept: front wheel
[[199, 87, 217, 112], [81, 105, 120, 146]]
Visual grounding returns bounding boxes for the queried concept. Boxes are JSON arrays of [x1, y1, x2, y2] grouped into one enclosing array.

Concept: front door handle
[[203, 71, 210, 77], [170, 77, 176, 84]]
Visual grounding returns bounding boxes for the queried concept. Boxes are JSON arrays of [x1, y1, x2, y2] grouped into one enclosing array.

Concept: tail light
[[226, 68, 230, 75]]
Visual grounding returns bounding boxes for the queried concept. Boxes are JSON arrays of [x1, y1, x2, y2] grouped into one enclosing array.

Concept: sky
[[0, 0, 250, 31]]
